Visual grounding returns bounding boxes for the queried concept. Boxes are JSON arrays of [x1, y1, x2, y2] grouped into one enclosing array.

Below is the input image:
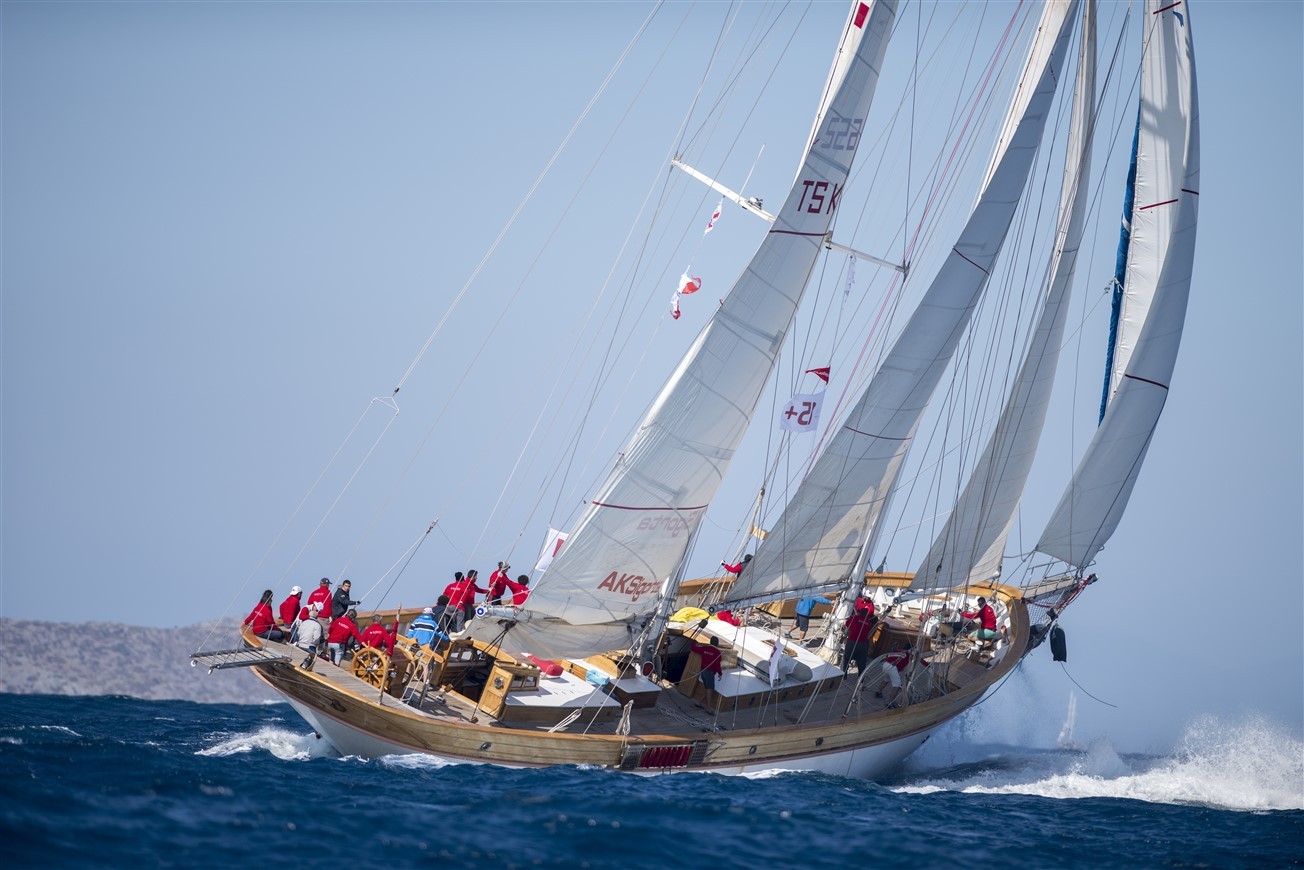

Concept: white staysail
[[1036, 0, 1199, 569], [479, 0, 900, 660], [911, 0, 1097, 593], [725, 0, 1081, 608]]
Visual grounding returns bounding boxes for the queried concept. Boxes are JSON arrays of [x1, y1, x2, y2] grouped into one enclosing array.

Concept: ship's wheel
[[351, 647, 390, 688]]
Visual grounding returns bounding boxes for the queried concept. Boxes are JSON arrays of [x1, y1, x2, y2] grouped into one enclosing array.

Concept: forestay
[[475, 0, 901, 660], [1036, 0, 1199, 569], [725, 0, 1082, 609]]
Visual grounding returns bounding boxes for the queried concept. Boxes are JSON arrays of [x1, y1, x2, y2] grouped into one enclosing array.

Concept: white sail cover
[[479, 0, 901, 660], [911, 0, 1097, 593], [1036, 0, 1199, 569], [726, 0, 1080, 608]]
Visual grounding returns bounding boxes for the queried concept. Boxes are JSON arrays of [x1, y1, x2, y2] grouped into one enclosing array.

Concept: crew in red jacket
[[278, 585, 302, 627], [243, 590, 284, 642], [327, 609, 365, 665], [444, 570, 488, 621], [502, 574, 531, 606], [962, 596, 999, 650], [877, 642, 913, 706], [306, 578, 333, 622], [487, 562, 512, 605], [689, 636, 724, 707], [360, 621, 395, 656], [840, 603, 877, 674]]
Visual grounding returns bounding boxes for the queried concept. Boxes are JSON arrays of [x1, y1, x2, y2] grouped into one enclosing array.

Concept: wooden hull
[[245, 596, 1029, 779]]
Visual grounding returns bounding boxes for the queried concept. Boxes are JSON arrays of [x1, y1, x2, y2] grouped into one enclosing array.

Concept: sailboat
[[194, 0, 1199, 779]]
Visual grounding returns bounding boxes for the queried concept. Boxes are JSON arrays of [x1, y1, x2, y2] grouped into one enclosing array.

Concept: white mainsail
[[1036, 0, 1199, 569], [911, 0, 1097, 593], [478, 0, 901, 659], [724, 0, 1082, 609]]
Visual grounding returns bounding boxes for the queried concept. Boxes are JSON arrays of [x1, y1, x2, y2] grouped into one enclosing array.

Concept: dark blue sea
[[2, 693, 1300, 868]]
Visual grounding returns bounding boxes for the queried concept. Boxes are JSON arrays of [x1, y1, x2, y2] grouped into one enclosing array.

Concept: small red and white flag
[[704, 199, 723, 235], [779, 390, 825, 433], [535, 527, 569, 573], [670, 272, 702, 320], [805, 366, 831, 384]]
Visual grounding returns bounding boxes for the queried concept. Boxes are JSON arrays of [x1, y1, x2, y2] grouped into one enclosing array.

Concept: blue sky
[[3, 1, 1300, 752]]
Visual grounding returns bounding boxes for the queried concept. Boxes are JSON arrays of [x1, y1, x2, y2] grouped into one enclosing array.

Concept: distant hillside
[[0, 617, 279, 704]]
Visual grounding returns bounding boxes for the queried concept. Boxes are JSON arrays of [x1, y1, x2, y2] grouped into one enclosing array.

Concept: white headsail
[[911, 0, 1098, 593], [1036, 0, 1199, 569], [477, 0, 900, 659], [725, 0, 1082, 609]]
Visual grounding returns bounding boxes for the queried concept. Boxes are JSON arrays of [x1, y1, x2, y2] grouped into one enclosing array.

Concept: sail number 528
[[821, 115, 863, 151]]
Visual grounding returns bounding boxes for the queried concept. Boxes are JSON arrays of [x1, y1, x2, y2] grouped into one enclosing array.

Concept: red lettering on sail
[[596, 571, 659, 602]]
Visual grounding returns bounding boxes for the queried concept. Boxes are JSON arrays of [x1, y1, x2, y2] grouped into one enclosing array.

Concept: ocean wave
[[196, 725, 333, 762], [894, 715, 1304, 812]]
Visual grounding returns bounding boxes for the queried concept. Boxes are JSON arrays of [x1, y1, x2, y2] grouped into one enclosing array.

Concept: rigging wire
[[1059, 661, 1118, 708]]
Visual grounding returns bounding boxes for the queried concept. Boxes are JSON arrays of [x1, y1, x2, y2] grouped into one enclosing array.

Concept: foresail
[[477, 0, 900, 659], [725, 0, 1080, 609], [1036, 0, 1198, 569], [911, 0, 1097, 593], [1101, 0, 1199, 407]]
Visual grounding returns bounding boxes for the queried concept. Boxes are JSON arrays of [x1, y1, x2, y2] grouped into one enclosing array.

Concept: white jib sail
[[1036, 0, 1199, 569], [481, 0, 901, 660], [725, 0, 1081, 609], [911, 0, 1097, 593], [1102, 0, 1200, 403]]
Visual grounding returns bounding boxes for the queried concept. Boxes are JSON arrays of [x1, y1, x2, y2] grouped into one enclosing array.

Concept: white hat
[[309, 601, 321, 613], [290, 585, 302, 596], [421, 607, 434, 616]]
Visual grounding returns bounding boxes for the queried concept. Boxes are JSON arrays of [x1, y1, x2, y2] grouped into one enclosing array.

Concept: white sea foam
[[895, 714, 1304, 812], [378, 753, 463, 771], [31, 725, 82, 737], [196, 725, 333, 762]]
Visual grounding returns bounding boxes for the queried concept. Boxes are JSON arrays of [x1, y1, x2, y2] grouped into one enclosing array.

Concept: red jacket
[[243, 602, 277, 635], [444, 578, 487, 610], [846, 609, 876, 643], [502, 577, 530, 605], [885, 648, 911, 671], [306, 585, 333, 617], [327, 616, 364, 646], [361, 623, 395, 655], [963, 604, 997, 631], [488, 569, 511, 600], [278, 593, 301, 626], [690, 641, 724, 676]]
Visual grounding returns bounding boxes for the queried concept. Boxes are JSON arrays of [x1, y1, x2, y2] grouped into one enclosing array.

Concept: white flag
[[534, 528, 569, 573], [779, 390, 825, 432], [703, 199, 723, 235], [768, 637, 784, 685]]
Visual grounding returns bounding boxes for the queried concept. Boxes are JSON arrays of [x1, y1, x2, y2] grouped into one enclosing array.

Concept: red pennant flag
[[805, 366, 831, 383]]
